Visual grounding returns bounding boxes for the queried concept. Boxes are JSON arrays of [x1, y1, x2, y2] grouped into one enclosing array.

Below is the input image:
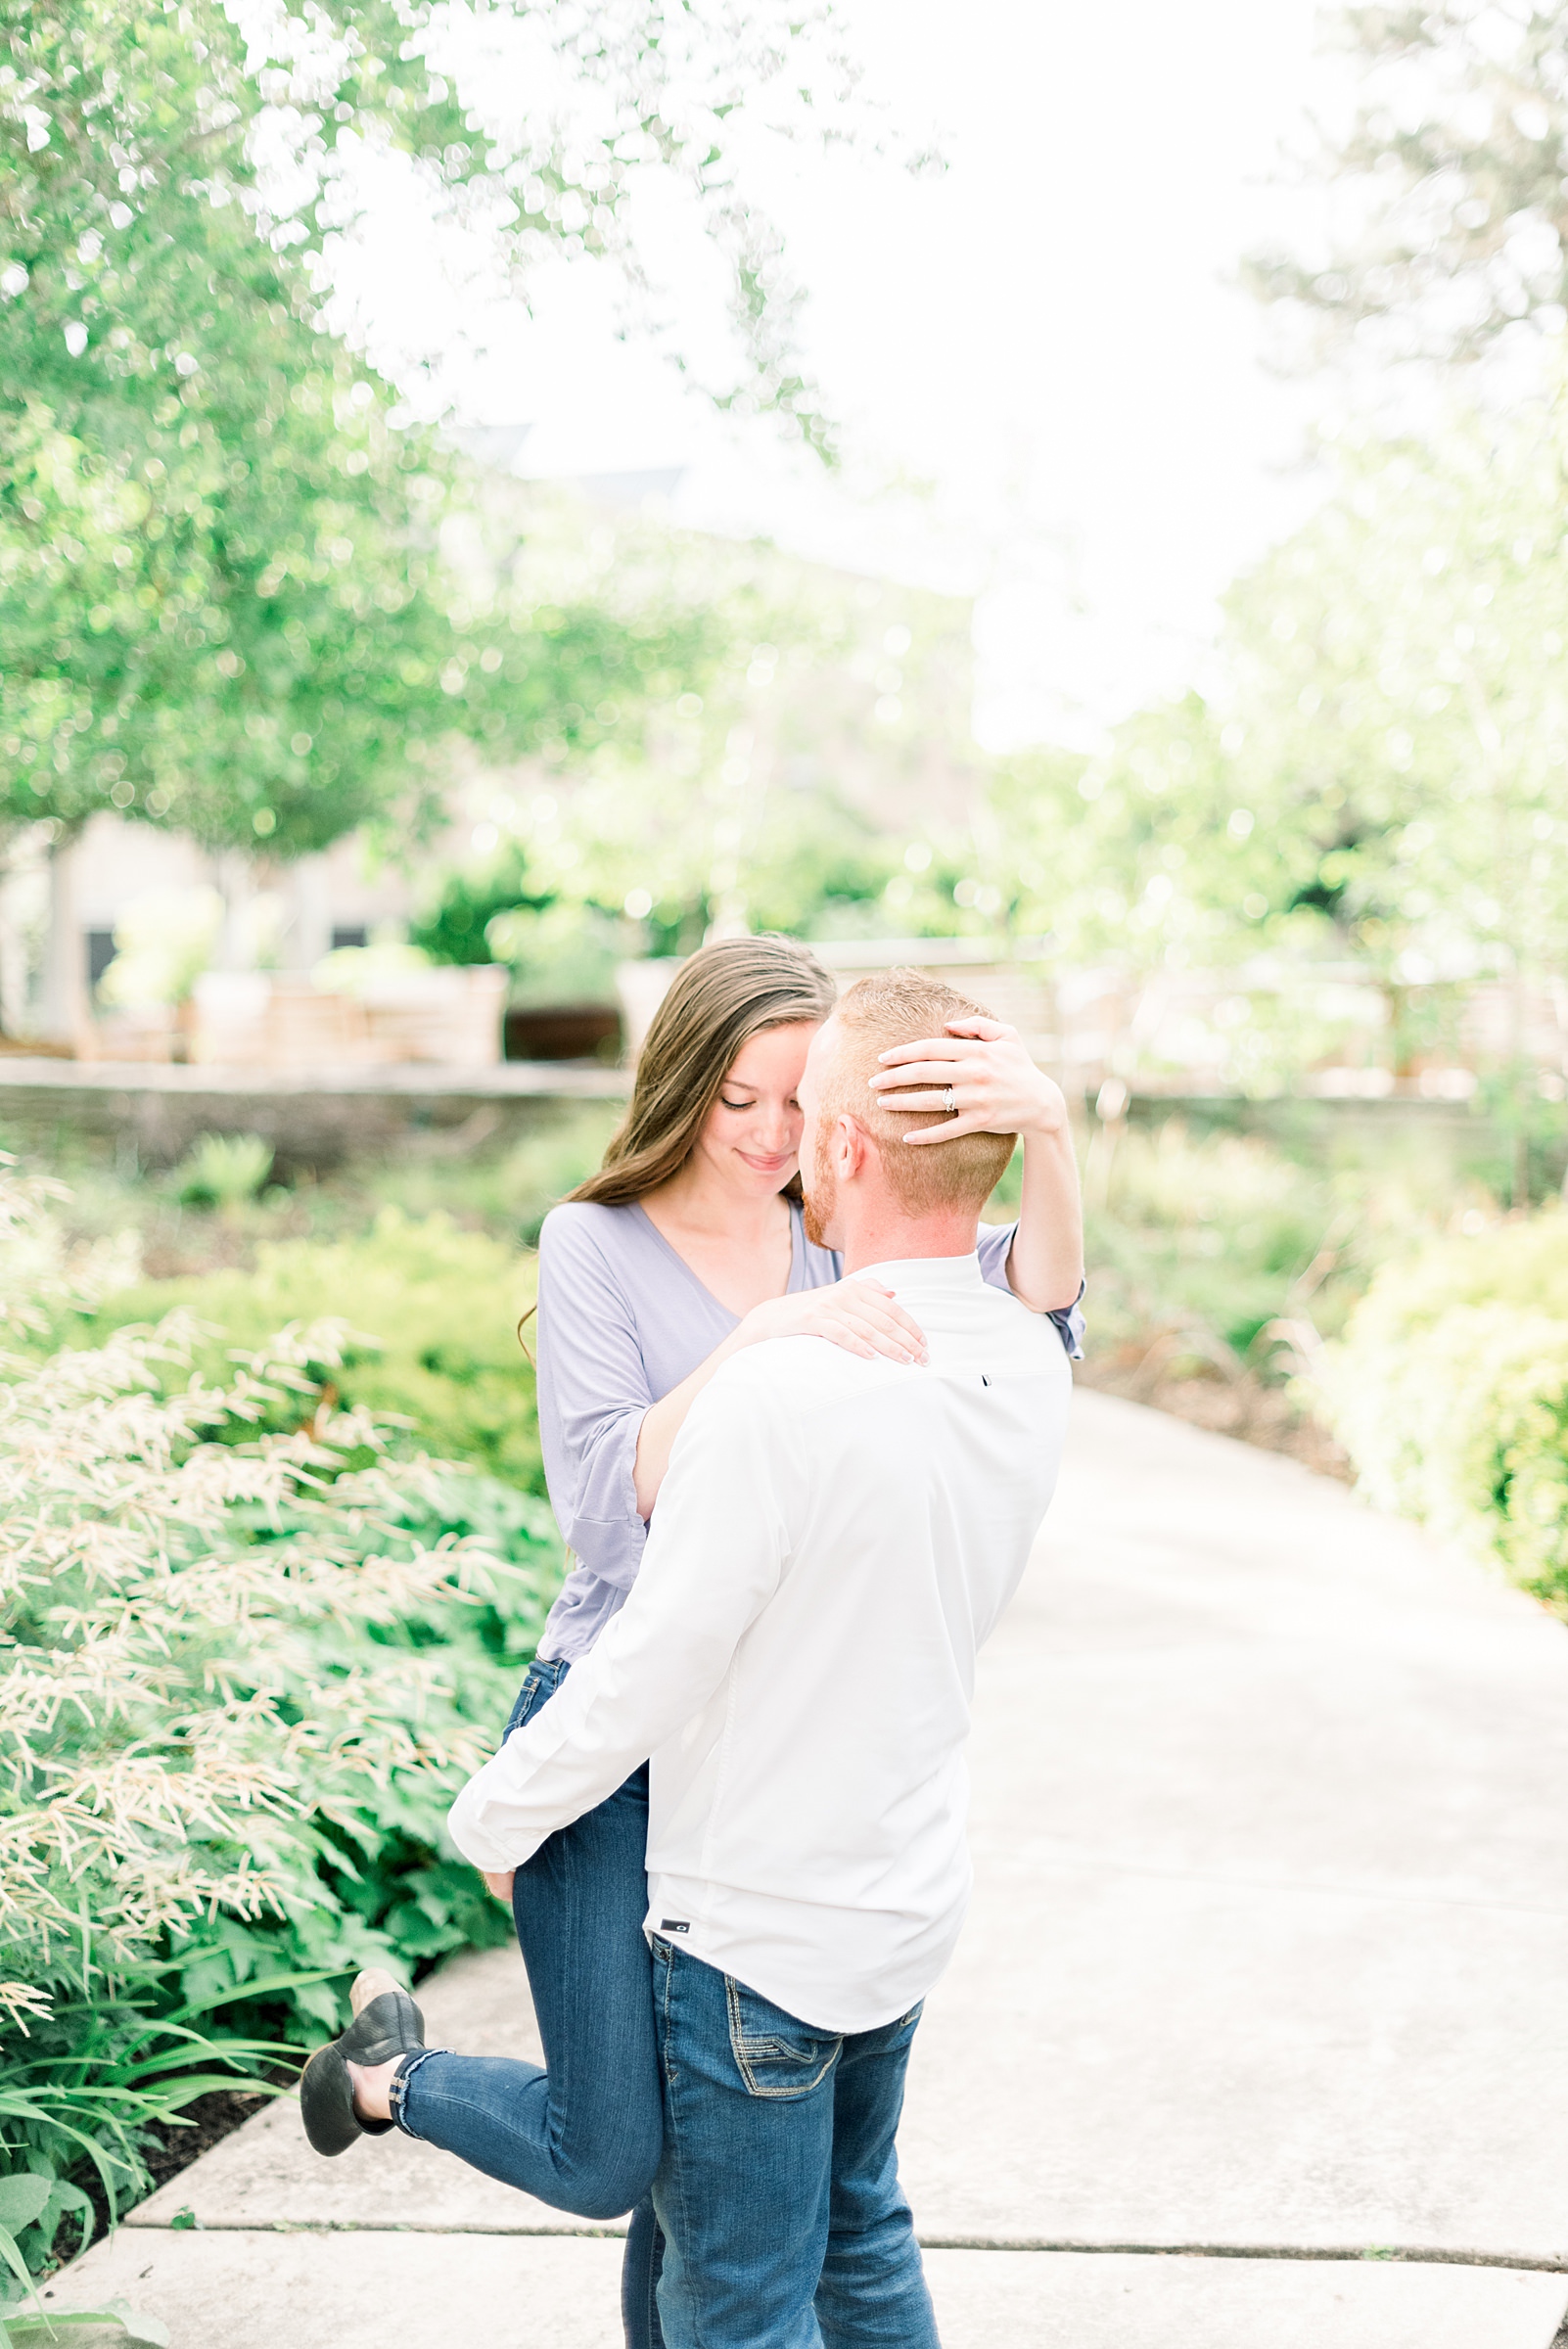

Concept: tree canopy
[[0, 0, 844, 860], [998, 380, 1568, 1012], [1250, 2, 1568, 372], [237, 0, 860, 448]]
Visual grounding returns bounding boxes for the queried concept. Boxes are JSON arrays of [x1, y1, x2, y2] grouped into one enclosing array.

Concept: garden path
[[57, 1391, 1568, 2347]]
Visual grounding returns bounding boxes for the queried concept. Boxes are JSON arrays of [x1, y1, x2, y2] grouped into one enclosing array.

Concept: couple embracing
[[300, 937, 1084, 2348]]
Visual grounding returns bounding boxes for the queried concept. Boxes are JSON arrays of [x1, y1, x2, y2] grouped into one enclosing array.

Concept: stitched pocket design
[[725, 1976, 843, 2100], [505, 1664, 553, 1739]]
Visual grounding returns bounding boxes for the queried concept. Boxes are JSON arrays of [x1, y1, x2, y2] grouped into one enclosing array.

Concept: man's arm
[[448, 1366, 790, 1874]]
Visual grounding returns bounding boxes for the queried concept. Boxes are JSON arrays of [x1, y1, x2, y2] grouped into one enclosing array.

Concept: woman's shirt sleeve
[[975, 1220, 1084, 1360], [534, 1208, 652, 1589]]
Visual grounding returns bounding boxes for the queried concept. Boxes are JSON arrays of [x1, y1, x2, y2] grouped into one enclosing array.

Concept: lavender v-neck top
[[531, 1198, 1084, 1664]]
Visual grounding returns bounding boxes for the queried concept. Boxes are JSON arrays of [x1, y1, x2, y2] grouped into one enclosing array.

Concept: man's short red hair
[[819, 970, 1017, 1216]]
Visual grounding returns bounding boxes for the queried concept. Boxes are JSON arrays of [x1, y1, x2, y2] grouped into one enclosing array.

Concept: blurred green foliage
[[484, 505, 989, 950], [1246, 2, 1568, 368], [410, 846, 551, 967], [411, 849, 631, 1010], [85, 1211, 545, 1490], [1081, 1123, 1334, 1369], [0, 1, 757, 864], [1325, 1212, 1568, 1613], [171, 1132, 273, 1212], [1043, 1108, 1502, 1404], [6, 1102, 623, 1258], [487, 903, 628, 1008], [999, 379, 1568, 995]]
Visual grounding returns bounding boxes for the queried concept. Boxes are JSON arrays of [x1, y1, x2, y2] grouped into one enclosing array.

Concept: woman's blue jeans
[[392, 1657, 666, 2346]]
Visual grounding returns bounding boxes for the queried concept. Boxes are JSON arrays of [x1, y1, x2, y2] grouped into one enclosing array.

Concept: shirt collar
[[849, 1253, 985, 1290]]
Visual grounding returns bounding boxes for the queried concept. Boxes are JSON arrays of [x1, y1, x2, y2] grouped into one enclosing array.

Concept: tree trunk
[[213, 851, 257, 971], [39, 831, 90, 1052], [0, 841, 16, 1038], [289, 854, 333, 973], [1508, 967, 1531, 1211]]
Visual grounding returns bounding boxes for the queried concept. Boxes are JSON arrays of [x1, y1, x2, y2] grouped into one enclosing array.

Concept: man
[[448, 969, 1075, 2345]]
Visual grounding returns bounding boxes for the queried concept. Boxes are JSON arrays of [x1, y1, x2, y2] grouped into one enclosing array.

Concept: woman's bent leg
[[395, 1756, 662, 2227]]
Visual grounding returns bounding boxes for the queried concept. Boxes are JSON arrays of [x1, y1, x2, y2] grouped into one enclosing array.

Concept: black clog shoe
[[300, 1968, 427, 2157]]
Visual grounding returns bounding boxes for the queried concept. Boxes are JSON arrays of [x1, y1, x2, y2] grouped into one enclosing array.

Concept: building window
[[330, 925, 368, 951]]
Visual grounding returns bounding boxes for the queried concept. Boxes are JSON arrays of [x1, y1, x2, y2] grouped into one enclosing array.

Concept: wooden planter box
[[503, 1003, 622, 1063], [187, 966, 507, 1069]]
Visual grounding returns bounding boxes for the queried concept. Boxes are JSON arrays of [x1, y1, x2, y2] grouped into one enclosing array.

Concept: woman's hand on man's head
[[736, 1282, 929, 1367], [868, 1017, 1068, 1145]]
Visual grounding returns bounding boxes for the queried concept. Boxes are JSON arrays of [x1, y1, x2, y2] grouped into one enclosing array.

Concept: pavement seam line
[[116, 2223, 1568, 2273]]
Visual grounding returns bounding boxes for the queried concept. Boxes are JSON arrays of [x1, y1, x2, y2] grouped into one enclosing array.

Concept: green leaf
[[156, 1967, 343, 2028], [0, 2102, 130, 2224], [0, 2225, 36, 2299], [0, 2184, 49, 2235], [2, 2310, 170, 2347], [100, 2301, 171, 2349]]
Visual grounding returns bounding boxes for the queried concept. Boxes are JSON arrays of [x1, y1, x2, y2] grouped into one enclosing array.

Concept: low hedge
[[1322, 1210, 1568, 1611]]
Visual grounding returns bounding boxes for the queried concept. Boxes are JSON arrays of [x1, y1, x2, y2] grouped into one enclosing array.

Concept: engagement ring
[[944, 1085, 957, 1115]]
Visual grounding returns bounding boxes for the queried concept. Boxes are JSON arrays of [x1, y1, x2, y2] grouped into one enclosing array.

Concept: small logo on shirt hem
[[660, 1919, 690, 1934]]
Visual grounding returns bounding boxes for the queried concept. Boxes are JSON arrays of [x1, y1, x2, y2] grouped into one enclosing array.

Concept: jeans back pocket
[[724, 1976, 843, 2100], [505, 1660, 559, 1739]]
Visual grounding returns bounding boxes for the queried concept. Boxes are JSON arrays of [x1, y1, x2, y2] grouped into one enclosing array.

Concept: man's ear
[[834, 1112, 873, 1179]]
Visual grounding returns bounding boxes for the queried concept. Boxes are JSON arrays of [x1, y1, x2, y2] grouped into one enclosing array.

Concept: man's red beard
[[801, 1134, 836, 1249]]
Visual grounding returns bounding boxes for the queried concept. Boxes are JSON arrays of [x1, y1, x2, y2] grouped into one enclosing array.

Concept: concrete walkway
[[55, 1392, 1568, 2345]]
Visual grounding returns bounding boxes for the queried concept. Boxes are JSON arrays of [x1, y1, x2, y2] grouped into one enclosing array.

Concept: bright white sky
[[330, 0, 1345, 749]]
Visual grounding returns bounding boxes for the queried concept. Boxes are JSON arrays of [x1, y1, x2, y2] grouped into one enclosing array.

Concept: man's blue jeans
[[649, 1937, 941, 2349]]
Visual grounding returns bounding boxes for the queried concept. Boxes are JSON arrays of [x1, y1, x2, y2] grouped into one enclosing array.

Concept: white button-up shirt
[[447, 1252, 1073, 2033]]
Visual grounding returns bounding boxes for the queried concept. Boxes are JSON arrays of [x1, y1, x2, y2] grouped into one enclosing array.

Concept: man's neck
[[838, 1210, 980, 1275]]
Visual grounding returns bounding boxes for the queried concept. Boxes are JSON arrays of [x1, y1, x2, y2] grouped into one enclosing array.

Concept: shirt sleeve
[[976, 1221, 1084, 1360], [534, 1210, 652, 1589], [448, 1367, 790, 1871]]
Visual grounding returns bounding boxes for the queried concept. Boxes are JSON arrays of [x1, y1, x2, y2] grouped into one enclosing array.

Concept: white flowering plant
[[0, 1161, 559, 2282]]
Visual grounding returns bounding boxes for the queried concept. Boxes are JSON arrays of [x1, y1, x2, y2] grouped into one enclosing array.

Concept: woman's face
[[691, 1021, 820, 1197]]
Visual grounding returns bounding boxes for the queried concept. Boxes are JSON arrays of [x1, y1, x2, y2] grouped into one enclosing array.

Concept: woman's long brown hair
[[568, 934, 838, 1209]]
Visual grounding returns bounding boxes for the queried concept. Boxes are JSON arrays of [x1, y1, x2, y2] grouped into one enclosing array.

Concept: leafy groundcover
[[0, 1164, 561, 2302]]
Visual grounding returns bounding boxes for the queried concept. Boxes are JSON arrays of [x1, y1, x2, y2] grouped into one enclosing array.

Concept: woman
[[301, 935, 1084, 2345]]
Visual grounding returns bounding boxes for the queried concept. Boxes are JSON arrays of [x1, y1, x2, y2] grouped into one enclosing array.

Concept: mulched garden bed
[[141, 2088, 277, 2194]]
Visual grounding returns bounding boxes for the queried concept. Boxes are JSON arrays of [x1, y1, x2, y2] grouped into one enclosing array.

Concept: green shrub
[[0, 1172, 563, 2283], [408, 843, 547, 966], [171, 1131, 273, 1211], [350, 1111, 622, 1248], [1080, 1122, 1334, 1371], [84, 1209, 544, 1490], [0, 1164, 140, 1342], [1323, 1209, 1568, 1609], [484, 901, 624, 1005]]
